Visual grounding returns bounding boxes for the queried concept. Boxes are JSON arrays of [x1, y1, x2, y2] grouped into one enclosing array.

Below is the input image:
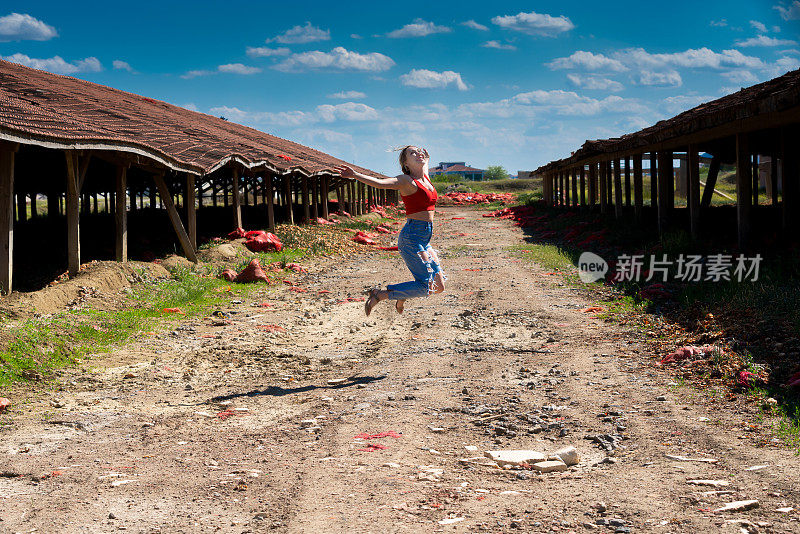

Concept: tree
[[484, 165, 508, 180]]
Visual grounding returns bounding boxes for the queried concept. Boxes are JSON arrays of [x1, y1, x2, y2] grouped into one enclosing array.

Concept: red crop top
[[401, 177, 438, 215]]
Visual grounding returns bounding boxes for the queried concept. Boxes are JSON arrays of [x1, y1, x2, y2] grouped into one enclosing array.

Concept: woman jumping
[[334, 146, 445, 316]]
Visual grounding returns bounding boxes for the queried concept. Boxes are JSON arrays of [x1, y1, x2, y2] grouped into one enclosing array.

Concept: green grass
[[0, 266, 271, 387]]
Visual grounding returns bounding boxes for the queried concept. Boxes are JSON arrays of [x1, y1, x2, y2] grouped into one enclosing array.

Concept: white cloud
[[0, 13, 57, 41], [274, 47, 395, 72], [112, 59, 134, 72], [750, 20, 769, 33], [246, 46, 290, 58], [662, 95, 713, 115], [482, 40, 516, 50], [218, 63, 261, 75], [456, 89, 643, 119], [462, 20, 489, 31], [302, 129, 354, 144], [636, 69, 682, 87], [774, 1, 800, 20], [547, 51, 627, 72], [208, 102, 379, 127], [2, 53, 101, 74], [721, 69, 759, 83], [566, 73, 624, 91], [316, 102, 379, 122], [268, 22, 329, 44], [616, 47, 764, 69], [182, 69, 214, 79], [327, 90, 366, 99], [491, 11, 574, 37], [765, 55, 800, 76], [710, 19, 728, 27], [736, 35, 797, 47], [183, 103, 199, 112], [351, 33, 362, 39], [387, 19, 451, 38], [400, 69, 468, 90]]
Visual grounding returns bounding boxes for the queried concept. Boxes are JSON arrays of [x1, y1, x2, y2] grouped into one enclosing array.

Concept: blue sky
[[2, 1, 799, 176]]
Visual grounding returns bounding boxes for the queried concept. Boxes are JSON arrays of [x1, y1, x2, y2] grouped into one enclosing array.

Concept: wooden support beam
[[782, 127, 798, 232], [115, 164, 128, 262], [265, 173, 275, 230], [633, 154, 643, 220], [321, 176, 330, 219], [588, 164, 596, 207], [77, 153, 91, 191], [657, 151, 674, 237], [624, 157, 631, 207], [599, 161, 608, 214], [301, 176, 310, 223], [153, 173, 197, 262], [752, 155, 759, 206], [16, 192, 25, 223], [613, 158, 623, 219], [649, 152, 658, 211], [311, 179, 319, 220], [571, 168, 578, 207], [687, 146, 700, 241], [700, 156, 721, 209], [736, 134, 752, 249], [564, 170, 570, 206], [231, 167, 242, 229], [65, 151, 81, 277], [0, 144, 16, 294], [30, 193, 37, 218], [579, 167, 586, 207], [336, 184, 343, 214], [770, 155, 779, 206], [606, 161, 613, 207], [284, 175, 294, 224], [186, 173, 196, 250]]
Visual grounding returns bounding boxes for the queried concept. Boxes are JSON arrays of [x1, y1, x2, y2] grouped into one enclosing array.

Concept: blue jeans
[[386, 219, 444, 300]]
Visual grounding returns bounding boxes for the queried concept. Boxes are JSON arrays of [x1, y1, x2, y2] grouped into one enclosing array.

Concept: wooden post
[[16, 192, 25, 223], [153, 173, 197, 262], [599, 161, 608, 214], [588, 164, 596, 208], [624, 157, 631, 207], [633, 154, 643, 221], [657, 151, 674, 236], [265, 173, 275, 230], [232, 167, 242, 229], [284, 175, 294, 224], [223, 175, 229, 208], [321, 176, 330, 219], [781, 128, 798, 232], [571, 168, 578, 207], [563, 170, 570, 206], [606, 161, 613, 207], [243, 176, 250, 207], [736, 134, 752, 249], [311, 179, 319, 220], [649, 152, 658, 211], [212, 183, 218, 207], [579, 166, 586, 207], [114, 164, 128, 262], [752, 155, 759, 206], [30, 193, 38, 218], [687, 146, 700, 241], [613, 158, 623, 219], [301, 176, 310, 223], [186, 173, 196, 250], [335, 183, 343, 214], [771, 156, 779, 206], [65, 151, 82, 277], [0, 144, 16, 294]]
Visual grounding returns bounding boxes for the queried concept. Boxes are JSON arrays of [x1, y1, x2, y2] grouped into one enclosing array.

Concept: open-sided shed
[[0, 60, 391, 294], [532, 68, 800, 249]]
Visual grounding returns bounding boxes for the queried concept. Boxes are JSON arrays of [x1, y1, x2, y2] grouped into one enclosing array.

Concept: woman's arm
[[334, 164, 407, 191]]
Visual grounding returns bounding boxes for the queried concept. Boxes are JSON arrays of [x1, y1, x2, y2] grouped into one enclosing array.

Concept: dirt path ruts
[[1, 207, 798, 533]]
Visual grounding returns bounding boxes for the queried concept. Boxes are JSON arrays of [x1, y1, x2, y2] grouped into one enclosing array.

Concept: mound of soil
[[0, 261, 169, 319], [197, 241, 253, 267]]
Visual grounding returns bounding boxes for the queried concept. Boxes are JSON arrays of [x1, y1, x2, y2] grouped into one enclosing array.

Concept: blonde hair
[[398, 145, 429, 175]]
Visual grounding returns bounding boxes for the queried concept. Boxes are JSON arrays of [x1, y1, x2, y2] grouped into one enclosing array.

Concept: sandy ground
[[1, 207, 799, 534]]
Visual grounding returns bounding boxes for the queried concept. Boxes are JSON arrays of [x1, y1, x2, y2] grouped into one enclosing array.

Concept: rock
[[582, 523, 598, 530], [531, 460, 568, 473], [713, 500, 759, 513], [108, 512, 117, 519], [300, 419, 317, 428], [687, 479, 729, 487], [427, 426, 445, 433], [550, 446, 580, 466], [438, 517, 464, 525], [484, 450, 546, 467], [327, 378, 347, 385], [656, 396, 667, 401], [464, 445, 479, 453], [744, 465, 767, 471], [592, 502, 608, 512], [776, 507, 794, 513], [459, 457, 500, 468], [418, 466, 444, 481], [665, 454, 718, 463]]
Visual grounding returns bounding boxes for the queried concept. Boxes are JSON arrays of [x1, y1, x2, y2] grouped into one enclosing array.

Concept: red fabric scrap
[[451, 217, 465, 220], [737, 370, 757, 388], [258, 324, 286, 333], [289, 287, 307, 293], [285, 262, 308, 273], [580, 306, 603, 313], [353, 231, 376, 245], [0, 397, 10, 413], [659, 345, 717, 365], [245, 232, 283, 253], [162, 307, 183, 314], [377, 246, 399, 251], [786, 370, 800, 388], [227, 227, 246, 239], [277, 154, 292, 161], [220, 269, 237, 281]]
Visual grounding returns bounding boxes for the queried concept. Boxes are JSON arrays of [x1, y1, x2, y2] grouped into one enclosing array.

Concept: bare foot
[[395, 299, 405, 314]]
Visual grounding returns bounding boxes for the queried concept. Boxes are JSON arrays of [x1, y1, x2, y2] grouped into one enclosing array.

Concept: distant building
[[517, 171, 531, 179], [429, 161, 485, 180]]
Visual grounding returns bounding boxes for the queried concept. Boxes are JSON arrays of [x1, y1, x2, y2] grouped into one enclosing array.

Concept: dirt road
[[1, 207, 798, 533]]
